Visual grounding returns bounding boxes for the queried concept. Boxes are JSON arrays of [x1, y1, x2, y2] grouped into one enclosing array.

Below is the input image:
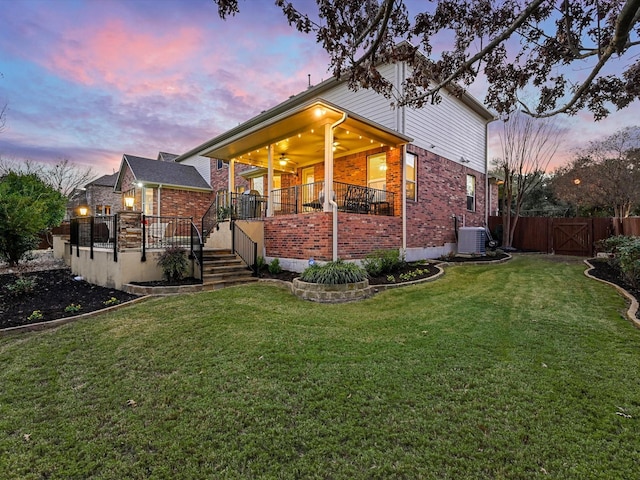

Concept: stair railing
[[231, 221, 258, 276]]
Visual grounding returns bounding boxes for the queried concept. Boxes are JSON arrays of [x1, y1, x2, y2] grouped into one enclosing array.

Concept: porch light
[[124, 196, 135, 210], [79, 206, 88, 216], [573, 178, 581, 185]]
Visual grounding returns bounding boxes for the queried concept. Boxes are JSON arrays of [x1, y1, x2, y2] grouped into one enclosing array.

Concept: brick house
[[170, 61, 496, 271], [113, 152, 214, 220], [66, 172, 121, 219]]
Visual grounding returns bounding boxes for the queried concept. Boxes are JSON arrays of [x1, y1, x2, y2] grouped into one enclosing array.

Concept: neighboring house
[[174, 59, 496, 270], [66, 172, 120, 219], [113, 152, 214, 219]]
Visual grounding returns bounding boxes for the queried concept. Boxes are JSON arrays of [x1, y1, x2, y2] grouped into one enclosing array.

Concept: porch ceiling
[[201, 100, 412, 170]]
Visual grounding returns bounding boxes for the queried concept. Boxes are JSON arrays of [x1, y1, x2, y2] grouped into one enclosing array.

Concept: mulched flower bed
[[587, 258, 640, 320], [0, 268, 140, 330]]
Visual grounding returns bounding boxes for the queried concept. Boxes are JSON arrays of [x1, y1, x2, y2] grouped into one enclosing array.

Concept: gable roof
[[114, 154, 211, 192], [174, 44, 493, 164], [87, 172, 118, 188], [157, 152, 179, 162]]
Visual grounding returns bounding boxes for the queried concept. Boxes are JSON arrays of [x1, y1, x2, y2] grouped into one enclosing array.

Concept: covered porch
[[198, 99, 410, 217]]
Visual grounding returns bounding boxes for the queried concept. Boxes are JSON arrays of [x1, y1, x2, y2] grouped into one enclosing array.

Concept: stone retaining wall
[[292, 278, 372, 303]]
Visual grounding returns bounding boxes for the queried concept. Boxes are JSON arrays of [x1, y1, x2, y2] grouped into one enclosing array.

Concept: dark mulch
[[587, 258, 640, 320], [260, 262, 442, 285], [0, 269, 140, 330]]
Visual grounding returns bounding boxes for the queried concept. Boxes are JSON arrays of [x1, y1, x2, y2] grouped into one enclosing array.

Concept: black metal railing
[[190, 221, 204, 283], [232, 222, 258, 276], [269, 181, 395, 216], [70, 215, 118, 261], [229, 191, 267, 220]]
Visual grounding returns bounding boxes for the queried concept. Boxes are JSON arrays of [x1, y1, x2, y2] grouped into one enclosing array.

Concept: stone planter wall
[[292, 278, 372, 303]]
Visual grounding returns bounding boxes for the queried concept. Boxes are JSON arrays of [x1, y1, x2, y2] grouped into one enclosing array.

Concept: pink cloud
[[46, 19, 203, 96]]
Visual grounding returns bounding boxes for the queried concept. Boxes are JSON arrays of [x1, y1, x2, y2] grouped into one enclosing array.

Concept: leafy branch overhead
[[212, 0, 640, 119]]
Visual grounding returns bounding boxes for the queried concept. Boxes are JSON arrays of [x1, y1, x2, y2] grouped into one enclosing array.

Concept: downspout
[[401, 145, 407, 256], [326, 112, 347, 261], [484, 121, 489, 226], [158, 184, 162, 218]]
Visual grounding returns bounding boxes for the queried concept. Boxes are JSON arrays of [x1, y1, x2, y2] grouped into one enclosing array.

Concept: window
[[406, 152, 417, 201], [466, 175, 476, 211], [95, 205, 111, 216], [367, 153, 386, 191], [143, 187, 154, 216], [217, 159, 226, 170], [250, 176, 264, 196]]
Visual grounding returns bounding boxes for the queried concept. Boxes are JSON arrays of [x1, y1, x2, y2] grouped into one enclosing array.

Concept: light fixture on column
[[124, 196, 134, 210]]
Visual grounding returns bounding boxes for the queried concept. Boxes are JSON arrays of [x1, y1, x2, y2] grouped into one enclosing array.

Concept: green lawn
[[1, 255, 639, 479]]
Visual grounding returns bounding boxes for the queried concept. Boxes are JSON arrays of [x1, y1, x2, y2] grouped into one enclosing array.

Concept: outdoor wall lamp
[[124, 196, 135, 210], [79, 206, 88, 216]]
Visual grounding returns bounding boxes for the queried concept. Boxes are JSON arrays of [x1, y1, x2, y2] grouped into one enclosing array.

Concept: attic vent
[[458, 227, 486, 255]]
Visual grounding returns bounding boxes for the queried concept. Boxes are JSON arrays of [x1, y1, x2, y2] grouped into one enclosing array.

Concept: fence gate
[[552, 221, 591, 256]]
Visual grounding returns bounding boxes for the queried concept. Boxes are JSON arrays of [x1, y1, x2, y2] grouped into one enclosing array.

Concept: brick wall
[[265, 212, 401, 261], [210, 160, 251, 192], [86, 184, 121, 215], [159, 189, 215, 220], [406, 145, 486, 248]]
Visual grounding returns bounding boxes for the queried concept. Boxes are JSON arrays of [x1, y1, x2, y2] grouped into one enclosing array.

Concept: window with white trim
[[406, 152, 417, 201], [466, 174, 476, 211]]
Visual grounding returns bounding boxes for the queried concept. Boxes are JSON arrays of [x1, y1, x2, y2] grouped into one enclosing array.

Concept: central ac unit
[[458, 227, 486, 255]]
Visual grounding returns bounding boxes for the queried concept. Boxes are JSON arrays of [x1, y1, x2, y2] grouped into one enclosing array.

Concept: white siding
[[405, 94, 487, 172], [321, 64, 398, 130], [178, 155, 212, 186], [321, 62, 489, 173]]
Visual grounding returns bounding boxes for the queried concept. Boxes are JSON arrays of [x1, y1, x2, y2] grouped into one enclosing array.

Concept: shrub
[[300, 259, 368, 284], [618, 240, 640, 288], [157, 246, 189, 281], [361, 249, 404, 276], [5, 277, 37, 296], [256, 256, 266, 274], [598, 235, 640, 288], [64, 303, 82, 314], [268, 258, 282, 275]]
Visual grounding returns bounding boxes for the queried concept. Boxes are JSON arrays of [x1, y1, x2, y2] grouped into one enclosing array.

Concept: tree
[[213, 0, 640, 119], [0, 157, 95, 198], [552, 126, 640, 220], [494, 112, 562, 248], [0, 171, 66, 266]]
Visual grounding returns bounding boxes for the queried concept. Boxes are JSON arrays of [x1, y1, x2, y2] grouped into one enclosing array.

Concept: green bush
[[5, 277, 37, 296], [300, 259, 368, 284], [157, 246, 189, 281], [256, 256, 266, 274], [361, 249, 404, 276], [598, 235, 640, 288], [268, 258, 282, 275]]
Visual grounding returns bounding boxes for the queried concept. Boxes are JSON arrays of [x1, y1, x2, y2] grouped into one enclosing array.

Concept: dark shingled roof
[[87, 172, 118, 188], [120, 154, 211, 191]]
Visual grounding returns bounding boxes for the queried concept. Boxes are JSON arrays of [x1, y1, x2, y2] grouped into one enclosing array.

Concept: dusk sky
[[1, 0, 639, 177]]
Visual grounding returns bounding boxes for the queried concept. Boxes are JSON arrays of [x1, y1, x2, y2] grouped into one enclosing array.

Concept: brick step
[[201, 264, 250, 275]]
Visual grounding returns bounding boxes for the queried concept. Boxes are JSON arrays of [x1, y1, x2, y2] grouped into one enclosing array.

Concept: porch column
[[323, 122, 334, 212], [228, 159, 235, 194], [267, 144, 274, 217]]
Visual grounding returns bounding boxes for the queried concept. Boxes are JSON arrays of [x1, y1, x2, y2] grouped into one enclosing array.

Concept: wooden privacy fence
[[488, 216, 640, 257]]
